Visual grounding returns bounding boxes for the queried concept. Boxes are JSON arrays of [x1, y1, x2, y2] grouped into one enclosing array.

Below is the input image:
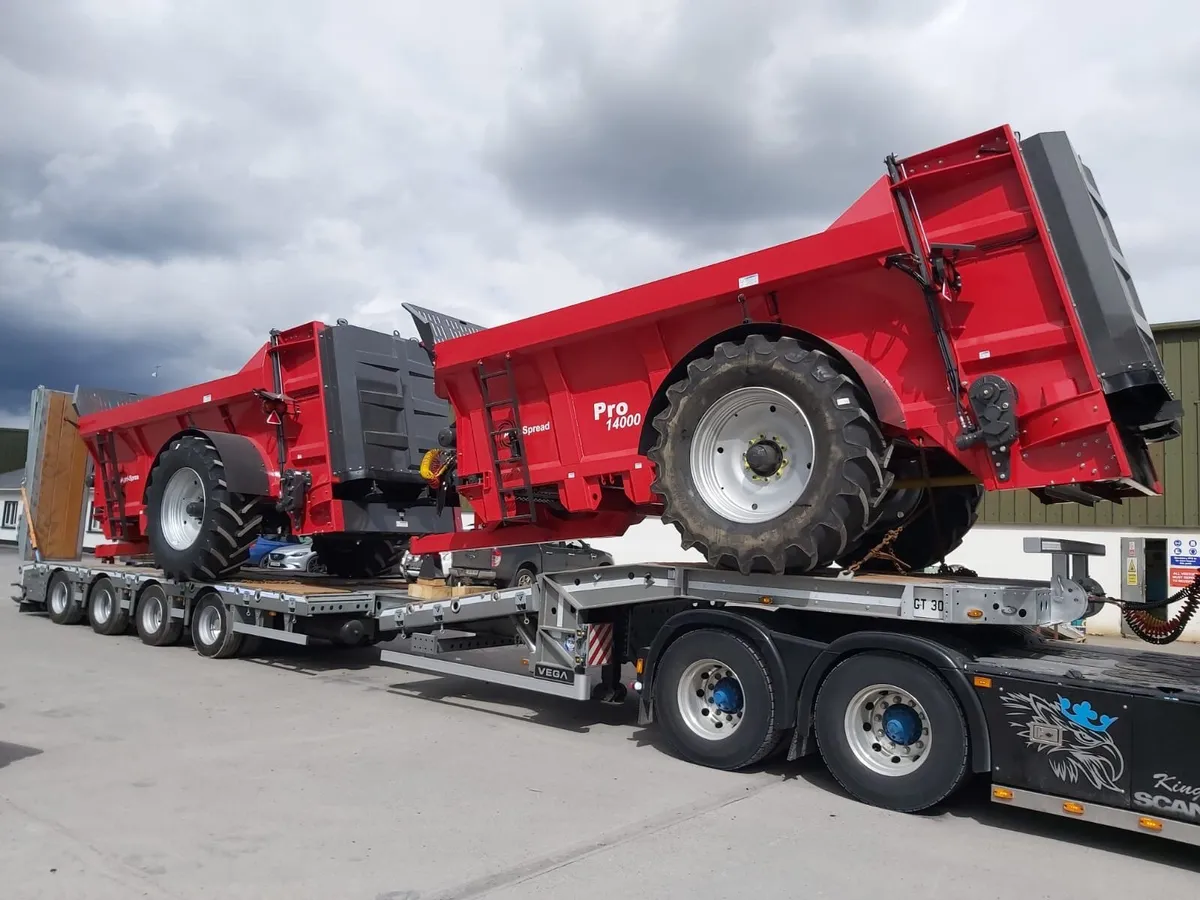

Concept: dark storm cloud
[[485, 3, 954, 242], [0, 128, 307, 264], [0, 317, 189, 422]]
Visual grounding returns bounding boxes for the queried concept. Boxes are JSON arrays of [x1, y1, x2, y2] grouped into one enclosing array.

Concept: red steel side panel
[[79, 321, 343, 547], [429, 124, 1142, 536]]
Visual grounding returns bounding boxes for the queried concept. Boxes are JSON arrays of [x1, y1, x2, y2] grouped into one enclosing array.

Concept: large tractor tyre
[[836, 483, 984, 574], [312, 534, 405, 579], [144, 435, 264, 582], [647, 335, 887, 575]]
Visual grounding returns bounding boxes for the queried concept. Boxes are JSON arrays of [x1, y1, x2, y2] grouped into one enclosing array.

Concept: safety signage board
[[1167, 535, 1200, 588]]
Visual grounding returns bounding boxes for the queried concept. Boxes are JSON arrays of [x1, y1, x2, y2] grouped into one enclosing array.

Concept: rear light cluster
[[491, 548, 502, 567]]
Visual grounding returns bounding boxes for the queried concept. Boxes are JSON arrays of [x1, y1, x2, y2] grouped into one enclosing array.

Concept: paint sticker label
[[738, 273, 759, 289]]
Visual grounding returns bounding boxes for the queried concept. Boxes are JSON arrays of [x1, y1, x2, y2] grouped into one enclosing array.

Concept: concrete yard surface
[[1, 551, 1197, 899]]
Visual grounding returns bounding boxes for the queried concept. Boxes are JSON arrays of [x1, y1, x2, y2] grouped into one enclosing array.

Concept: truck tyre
[[813, 651, 971, 813], [190, 593, 245, 659], [836, 484, 984, 573], [88, 576, 129, 636], [513, 565, 536, 588], [648, 335, 886, 575], [312, 534, 405, 579], [652, 628, 784, 770], [145, 434, 263, 582], [135, 583, 184, 647], [46, 570, 84, 625]]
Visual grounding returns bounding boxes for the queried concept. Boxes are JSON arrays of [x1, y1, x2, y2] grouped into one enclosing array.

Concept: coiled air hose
[[1120, 573, 1200, 645]]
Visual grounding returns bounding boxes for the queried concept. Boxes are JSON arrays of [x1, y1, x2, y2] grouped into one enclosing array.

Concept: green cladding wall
[[0, 428, 27, 475], [979, 321, 1200, 530]]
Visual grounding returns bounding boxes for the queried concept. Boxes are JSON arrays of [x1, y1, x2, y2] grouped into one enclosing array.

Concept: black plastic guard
[[1020, 132, 1182, 443], [72, 386, 148, 418], [402, 302, 486, 349], [318, 323, 452, 485]]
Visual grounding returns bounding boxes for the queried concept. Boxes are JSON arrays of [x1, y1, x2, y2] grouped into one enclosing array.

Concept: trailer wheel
[[190, 593, 245, 659], [145, 434, 263, 582], [312, 534, 404, 579], [813, 652, 970, 812], [135, 584, 184, 647], [836, 484, 984, 573], [88, 576, 129, 636], [648, 335, 886, 574], [45, 571, 84, 625], [652, 628, 783, 770]]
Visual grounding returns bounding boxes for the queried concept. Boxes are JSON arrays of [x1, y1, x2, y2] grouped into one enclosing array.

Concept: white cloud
[[1, 0, 1197, 417]]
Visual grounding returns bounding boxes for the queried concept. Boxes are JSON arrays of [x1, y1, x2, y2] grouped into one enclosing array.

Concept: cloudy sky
[[1, 0, 1197, 428]]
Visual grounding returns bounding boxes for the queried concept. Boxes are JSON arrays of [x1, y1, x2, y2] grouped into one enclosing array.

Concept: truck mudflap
[[1019, 132, 1183, 447]]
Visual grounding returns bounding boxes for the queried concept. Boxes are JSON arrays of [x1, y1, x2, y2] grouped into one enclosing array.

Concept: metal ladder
[[94, 431, 128, 540], [477, 354, 537, 525]]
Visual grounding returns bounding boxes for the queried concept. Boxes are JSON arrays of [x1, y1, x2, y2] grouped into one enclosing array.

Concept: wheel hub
[[882, 704, 922, 745], [744, 439, 783, 477], [689, 386, 817, 524], [676, 658, 746, 741], [710, 677, 743, 713], [161, 467, 206, 551], [197, 604, 223, 646], [843, 683, 932, 776]]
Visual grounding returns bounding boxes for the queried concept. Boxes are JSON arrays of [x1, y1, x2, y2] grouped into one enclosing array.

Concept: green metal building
[[0, 427, 27, 475], [979, 319, 1200, 530]]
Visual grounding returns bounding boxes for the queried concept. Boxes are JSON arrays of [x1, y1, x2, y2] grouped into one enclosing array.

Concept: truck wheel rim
[[196, 604, 223, 645], [93, 586, 113, 623], [517, 571, 534, 586], [676, 658, 745, 741], [843, 683, 931, 776], [689, 387, 815, 524], [49, 581, 68, 615], [161, 467, 206, 551], [142, 595, 164, 633]]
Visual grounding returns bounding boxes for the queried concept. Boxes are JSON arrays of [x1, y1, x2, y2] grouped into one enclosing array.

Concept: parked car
[[262, 538, 325, 574], [248, 534, 303, 566], [448, 540, 614, 588]]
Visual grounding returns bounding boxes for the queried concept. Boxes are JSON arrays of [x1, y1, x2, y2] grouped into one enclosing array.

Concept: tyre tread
[[146, 434, 263, 583], [647, 335, 887, 575]]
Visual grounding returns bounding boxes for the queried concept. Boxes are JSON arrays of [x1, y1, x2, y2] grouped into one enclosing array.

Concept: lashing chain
[[844, 522, 912, 577]]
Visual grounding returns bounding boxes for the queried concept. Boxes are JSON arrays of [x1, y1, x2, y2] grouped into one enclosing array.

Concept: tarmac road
[[1, 544, 1196, 899]]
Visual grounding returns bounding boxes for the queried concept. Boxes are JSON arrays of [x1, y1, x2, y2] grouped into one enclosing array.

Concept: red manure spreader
[[404, 125, 1182, 574], [75, 124, 1181, 583], [76, 322, 456, 580]]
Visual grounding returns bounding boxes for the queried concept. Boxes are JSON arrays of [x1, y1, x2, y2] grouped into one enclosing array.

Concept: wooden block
[[408, 581, 455, 600]]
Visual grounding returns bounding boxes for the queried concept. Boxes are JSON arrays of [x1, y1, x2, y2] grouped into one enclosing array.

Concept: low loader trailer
[[14, 537, 1200, 847], [10, 119, 1198, 850]]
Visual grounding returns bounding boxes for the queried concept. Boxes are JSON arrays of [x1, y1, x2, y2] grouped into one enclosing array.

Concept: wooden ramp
[[18, 387, 92, 562]]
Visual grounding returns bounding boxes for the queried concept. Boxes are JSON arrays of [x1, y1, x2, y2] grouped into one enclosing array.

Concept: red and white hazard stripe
[[586, 622, 613, 667]]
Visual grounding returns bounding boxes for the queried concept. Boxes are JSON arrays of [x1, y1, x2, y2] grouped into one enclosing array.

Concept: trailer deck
[[12, 537, 1200, 847]]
